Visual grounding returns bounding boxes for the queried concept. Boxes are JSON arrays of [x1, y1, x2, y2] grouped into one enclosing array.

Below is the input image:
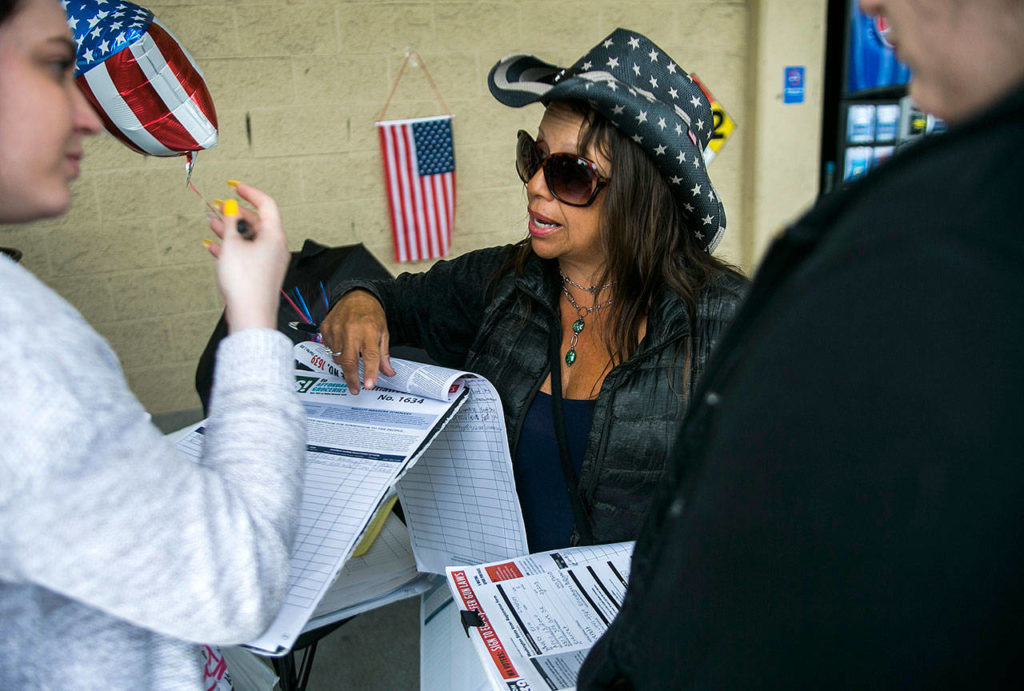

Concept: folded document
[[175, 342, 528, 655]]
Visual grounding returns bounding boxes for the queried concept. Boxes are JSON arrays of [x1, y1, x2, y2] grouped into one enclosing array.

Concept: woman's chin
[[529, 235, 561, 259], [0, 191, 71, 224], [39, 190, 73, 220]]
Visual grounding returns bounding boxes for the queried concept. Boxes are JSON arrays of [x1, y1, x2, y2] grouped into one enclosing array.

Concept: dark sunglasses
[[516, 130, 610, 207]]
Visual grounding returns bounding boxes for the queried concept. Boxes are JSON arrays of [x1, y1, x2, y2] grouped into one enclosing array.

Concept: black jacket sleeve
[[328, 245, 517, 369]]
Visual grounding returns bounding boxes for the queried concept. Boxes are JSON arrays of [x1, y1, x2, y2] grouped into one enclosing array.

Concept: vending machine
[[818, 0, 945, 195]]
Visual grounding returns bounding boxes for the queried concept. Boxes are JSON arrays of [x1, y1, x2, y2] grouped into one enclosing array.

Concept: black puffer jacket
[[336, 245, 745, 543]]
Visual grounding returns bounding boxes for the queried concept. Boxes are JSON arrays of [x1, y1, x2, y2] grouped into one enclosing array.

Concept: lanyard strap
[[549, 316, 595, 545]]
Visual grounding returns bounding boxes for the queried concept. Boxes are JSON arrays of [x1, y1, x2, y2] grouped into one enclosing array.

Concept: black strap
[[549, 318, 595, 545]]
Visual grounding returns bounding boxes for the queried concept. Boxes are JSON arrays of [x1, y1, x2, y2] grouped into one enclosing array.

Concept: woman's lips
[[529, 210, 561, 237]]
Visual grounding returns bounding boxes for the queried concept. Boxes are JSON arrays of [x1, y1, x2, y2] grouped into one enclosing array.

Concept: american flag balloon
[[64, 0, 218, 157]]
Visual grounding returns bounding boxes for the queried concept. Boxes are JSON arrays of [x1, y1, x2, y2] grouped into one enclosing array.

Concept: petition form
[[397, 377, 529, 573], [298, 341, 530, 574], [446, 542, 635, 691], [176, 345, 469, 656], [305, 512, 431, 630]]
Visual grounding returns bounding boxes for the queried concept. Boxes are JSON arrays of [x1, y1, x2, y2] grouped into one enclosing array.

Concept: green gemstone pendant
[[565, 349, 577, 366], [572, 318, 585, 334]]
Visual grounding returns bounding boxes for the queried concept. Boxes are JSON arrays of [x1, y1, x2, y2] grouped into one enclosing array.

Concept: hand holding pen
[[205, 181, 290, 333], [204, 180, 256, 246]]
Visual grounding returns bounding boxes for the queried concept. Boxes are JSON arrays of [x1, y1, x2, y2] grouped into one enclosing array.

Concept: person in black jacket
[[320, 29, 746, 550], [578, 0, 1024, 687]]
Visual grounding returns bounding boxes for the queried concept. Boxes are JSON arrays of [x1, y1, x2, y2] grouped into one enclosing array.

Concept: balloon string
[[185, 153, 221, 217], [189, 178, 221, 217]]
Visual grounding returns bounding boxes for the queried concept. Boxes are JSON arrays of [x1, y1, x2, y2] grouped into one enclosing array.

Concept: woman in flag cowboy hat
[[322, 28, 746, 551], [0, 0, 306, 686]]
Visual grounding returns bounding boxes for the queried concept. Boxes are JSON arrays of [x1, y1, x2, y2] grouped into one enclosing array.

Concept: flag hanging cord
[[378, 50, 452, 121]]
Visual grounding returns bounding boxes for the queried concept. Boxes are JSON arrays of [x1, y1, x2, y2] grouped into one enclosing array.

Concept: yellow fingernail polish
[[223, 199, 239, 217], [212, 198, 224, 206], [226, 180, 241, 188], [202, 238, 213, 249]]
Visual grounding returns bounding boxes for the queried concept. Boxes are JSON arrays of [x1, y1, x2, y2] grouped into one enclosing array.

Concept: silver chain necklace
[[560, 280, 613, 367], [559, 269, 614, 295]]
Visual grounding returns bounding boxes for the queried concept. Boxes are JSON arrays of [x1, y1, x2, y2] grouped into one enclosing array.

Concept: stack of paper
[[305, 512, 431, 630], [444, 542, 635, 691]]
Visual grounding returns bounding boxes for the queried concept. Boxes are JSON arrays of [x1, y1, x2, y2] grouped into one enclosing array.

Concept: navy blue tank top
[[513, 391, 596, 552]]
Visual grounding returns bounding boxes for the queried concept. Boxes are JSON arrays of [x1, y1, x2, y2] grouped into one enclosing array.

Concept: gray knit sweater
[[0, 256, 306, 689]]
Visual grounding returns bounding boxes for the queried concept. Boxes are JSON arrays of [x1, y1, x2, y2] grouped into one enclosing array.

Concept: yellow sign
[[708, 101, 736, 155], [690, 74, 736, 163]]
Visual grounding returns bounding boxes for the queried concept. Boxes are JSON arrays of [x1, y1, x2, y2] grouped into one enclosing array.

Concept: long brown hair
[[498, 100, 740, 365]]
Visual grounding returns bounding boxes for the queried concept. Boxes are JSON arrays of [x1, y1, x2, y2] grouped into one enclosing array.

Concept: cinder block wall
[[0, 0, 823, 416]]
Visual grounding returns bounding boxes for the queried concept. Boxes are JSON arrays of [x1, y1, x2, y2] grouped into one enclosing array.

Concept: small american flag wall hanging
[[376, 115, 456, 262], [376, 51, 455, 263]]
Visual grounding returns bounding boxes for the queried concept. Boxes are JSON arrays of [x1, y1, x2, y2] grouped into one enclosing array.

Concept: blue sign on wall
[[784, 66, 805, 104]]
